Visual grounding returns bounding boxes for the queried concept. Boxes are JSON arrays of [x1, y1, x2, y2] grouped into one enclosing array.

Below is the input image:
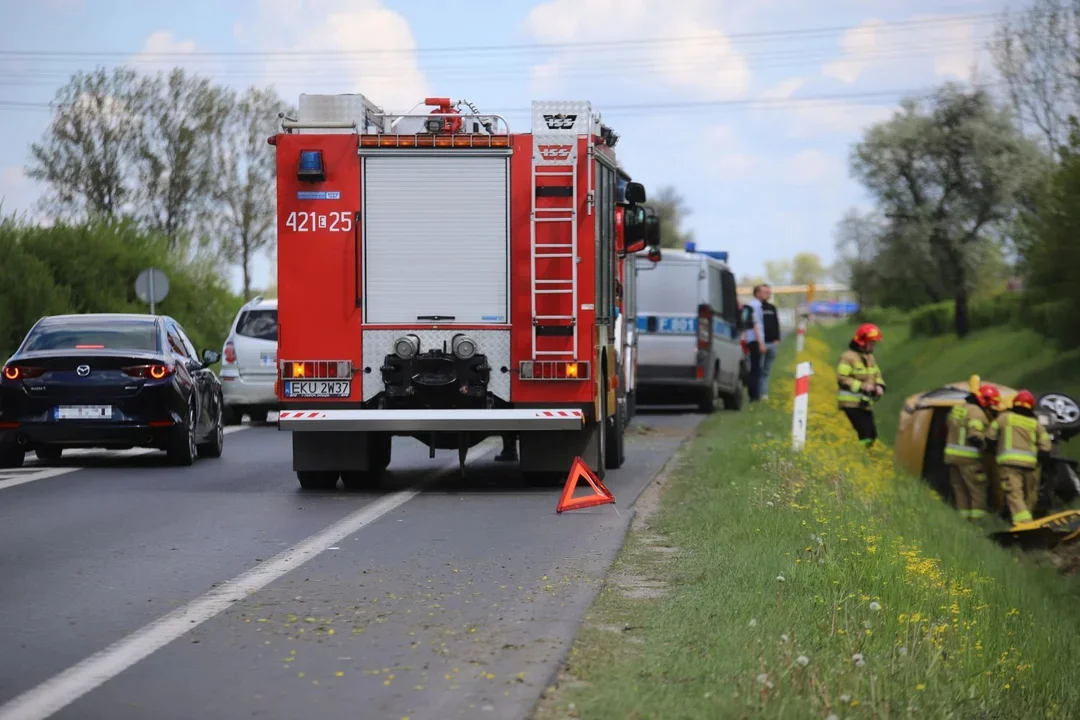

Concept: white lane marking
[[0, 426, 250, 492], [0, 439, 498, 720]]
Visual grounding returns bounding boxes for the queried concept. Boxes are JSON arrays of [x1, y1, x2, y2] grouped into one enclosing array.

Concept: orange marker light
[[292, 362, 306, 378]]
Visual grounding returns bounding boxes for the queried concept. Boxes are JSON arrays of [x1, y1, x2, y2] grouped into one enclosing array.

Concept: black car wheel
[[35, 446, 63, 463], [197, 398, 225, 459], [0, 444, 24, 469], [167, 401, 197, 466]]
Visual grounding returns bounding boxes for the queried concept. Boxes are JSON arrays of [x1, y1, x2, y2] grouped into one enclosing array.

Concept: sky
[[0, 0, 1017, 295]]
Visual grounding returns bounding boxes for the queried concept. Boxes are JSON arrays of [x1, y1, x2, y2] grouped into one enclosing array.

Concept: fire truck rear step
[[278, 408, 585, 432]]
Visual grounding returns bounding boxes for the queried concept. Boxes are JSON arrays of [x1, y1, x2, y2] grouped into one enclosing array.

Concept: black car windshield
[[235, 309, 278, 341], [23, 320, 160, 352]]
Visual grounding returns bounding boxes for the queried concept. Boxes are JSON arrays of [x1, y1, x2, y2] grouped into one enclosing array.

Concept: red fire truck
[[270, 94, 652, 490]]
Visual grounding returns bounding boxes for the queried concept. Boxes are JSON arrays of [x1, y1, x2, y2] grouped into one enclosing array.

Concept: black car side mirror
[[201, 349, 221, 367]]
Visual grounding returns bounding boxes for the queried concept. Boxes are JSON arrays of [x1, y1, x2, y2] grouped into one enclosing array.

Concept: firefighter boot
[[495, 434, 518, 463]]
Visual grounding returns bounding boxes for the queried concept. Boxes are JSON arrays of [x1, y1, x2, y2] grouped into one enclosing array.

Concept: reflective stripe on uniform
[[945, 443, 981, 459]]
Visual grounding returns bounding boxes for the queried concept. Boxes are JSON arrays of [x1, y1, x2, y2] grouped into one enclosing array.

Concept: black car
[[0, 313, 225, 468]]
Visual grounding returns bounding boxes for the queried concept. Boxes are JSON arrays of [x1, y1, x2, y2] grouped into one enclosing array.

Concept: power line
[[0, 84, 1007, 116], [0, 12, 1002, 60], [0, 35, 994, 89]]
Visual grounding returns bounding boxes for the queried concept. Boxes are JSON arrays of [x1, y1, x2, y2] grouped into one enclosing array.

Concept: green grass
[[531, 330, 1080, 720], [818, 321, 1080, 446]]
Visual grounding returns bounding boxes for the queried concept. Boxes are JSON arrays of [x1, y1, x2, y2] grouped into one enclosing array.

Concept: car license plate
[[56, 405, 112, 420], [284, 380, 350, 398], [260, 353, 276, 367]]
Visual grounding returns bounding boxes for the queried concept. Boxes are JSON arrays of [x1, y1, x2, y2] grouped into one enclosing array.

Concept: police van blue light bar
[[682, 242, 728, 263], [297, 149, 326, 183]]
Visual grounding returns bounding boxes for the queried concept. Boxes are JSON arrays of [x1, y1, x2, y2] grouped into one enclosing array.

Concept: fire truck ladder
[[530, 101, 593, 361]]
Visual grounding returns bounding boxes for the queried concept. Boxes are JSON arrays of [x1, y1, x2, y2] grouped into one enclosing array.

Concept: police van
[[634, 244, 746, 412]]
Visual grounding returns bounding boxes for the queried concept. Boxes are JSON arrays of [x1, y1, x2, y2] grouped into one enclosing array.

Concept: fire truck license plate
[[284, 380, 350, 398]]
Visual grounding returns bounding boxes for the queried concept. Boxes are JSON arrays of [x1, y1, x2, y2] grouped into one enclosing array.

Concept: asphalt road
[[0, 409, 702, 720]]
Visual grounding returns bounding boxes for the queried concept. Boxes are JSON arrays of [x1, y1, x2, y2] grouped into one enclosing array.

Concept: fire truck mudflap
[[271, 93, 653, 489]]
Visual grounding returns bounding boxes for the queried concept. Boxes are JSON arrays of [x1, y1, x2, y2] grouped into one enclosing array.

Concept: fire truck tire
[[297, 471, 340, 491], [605, 398, 626, 470], [627, 390, 637, 420]]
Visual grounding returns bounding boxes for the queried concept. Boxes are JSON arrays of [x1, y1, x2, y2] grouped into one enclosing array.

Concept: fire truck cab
[[270, 94, 654, 490]]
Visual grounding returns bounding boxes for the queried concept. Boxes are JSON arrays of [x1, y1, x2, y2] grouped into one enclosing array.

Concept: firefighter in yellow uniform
[[986, 389, 1052, 524], [836, 323, 885, 448], [944, 384, 999, 520]]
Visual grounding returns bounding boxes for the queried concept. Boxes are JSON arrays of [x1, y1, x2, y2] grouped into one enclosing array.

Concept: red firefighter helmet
[[977, 384, 1000, 408], [1013, 389, 1036, 410], [853, 323, 882, 349]]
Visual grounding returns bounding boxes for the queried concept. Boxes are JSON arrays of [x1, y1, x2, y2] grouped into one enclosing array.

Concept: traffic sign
[[135, 268, 169, 314]]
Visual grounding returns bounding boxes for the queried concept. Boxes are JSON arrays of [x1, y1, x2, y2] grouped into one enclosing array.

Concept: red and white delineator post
[[792, 361, 812, 451], [795, 315, 807, 353]]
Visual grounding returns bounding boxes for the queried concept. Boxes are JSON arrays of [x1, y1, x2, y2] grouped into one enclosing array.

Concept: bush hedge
[[908, 293, 1029, 338], [0, 218, 242, 362]]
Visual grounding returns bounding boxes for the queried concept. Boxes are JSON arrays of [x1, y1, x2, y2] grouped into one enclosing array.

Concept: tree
[[791, 252, 828, 286], [850, 83, 1046, 337], [1020, 118, 1080, 348], [649, 185, 693, 249], [213, 86, 288, 299], [763, 259, 791, 285], [135, 68, 233, 252], [27, 66, 147, 220], [833, 208, 883, 309], [990, 0, 1080, 155]]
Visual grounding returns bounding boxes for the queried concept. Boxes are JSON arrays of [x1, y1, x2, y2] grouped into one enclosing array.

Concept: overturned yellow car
[[894, 376, 1080, 523]]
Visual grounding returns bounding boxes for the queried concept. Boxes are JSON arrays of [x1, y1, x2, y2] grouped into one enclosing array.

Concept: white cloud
[[524, 0, 750, 100], [787, 101, 897, 138], [703, 125, 760, 180], [759, 77, 806, 101], [781, 149, 846, 186], [235, 0, 429, 112], [822, 19, 884, 84], [821, 14, 987, 86]]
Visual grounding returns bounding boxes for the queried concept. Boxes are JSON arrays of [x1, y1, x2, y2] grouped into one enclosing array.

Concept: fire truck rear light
[[519, 361, 590, 380], [281, 360, 352, 379]]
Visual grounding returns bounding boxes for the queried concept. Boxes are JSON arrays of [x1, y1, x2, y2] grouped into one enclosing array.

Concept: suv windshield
[[235, 309, 278, 341], [23, 320, 160, 352]]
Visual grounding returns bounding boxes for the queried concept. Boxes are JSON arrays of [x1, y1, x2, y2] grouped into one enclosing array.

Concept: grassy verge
[[532, 330, 1080, 720]]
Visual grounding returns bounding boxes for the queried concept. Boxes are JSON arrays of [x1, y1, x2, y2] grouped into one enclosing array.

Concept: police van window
[[235, 309, 278, 342], [636, 260, 701, 314], [721, 269, 739, 323], [709, 267, 724, 313]]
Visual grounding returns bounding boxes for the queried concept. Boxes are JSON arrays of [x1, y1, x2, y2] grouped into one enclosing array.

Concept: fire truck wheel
[[605, 398, 626, 470], [296, 471, 340, 491], [627, 390, 637, 420]]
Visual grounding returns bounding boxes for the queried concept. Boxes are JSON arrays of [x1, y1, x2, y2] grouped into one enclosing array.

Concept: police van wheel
[[698, 375, 720, 414], [723, 376, 745, 411]]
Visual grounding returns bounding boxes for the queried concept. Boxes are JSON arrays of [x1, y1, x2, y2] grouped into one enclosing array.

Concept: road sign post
[[135, 268, 170, 314], [792, 361, 812, 451]]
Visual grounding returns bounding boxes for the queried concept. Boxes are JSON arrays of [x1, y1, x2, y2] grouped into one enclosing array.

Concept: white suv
[[221, 297, 278, 424]]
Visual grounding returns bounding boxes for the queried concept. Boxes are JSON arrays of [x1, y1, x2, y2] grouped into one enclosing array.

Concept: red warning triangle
[[556, 456, 616, 513]]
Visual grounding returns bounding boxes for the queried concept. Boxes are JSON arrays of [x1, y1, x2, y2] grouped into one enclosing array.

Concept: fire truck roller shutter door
[[362, 154, 510, 325]]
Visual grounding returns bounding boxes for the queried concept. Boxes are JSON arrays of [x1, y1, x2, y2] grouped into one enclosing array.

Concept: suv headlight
[[452, 334, 477, 360], [393, 335, 420, 360]]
